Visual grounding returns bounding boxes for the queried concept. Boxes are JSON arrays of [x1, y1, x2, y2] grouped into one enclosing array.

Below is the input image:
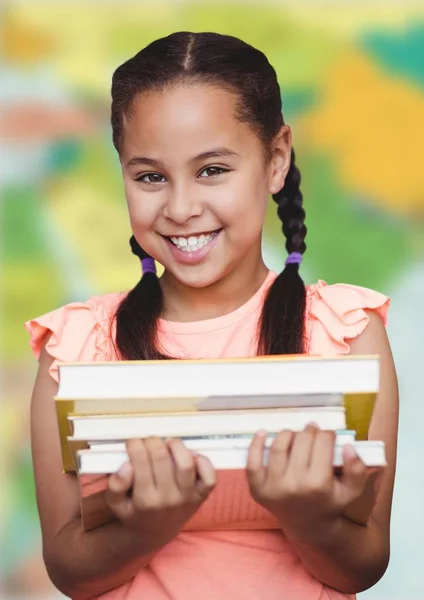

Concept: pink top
[[25, 271, 390, 600]]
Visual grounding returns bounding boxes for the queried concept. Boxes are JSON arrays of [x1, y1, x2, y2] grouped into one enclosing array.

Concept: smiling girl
[[26, 32, 398, 600]]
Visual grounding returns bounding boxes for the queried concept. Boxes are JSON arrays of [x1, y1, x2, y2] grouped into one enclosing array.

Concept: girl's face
[[120, 83, 290, 289]]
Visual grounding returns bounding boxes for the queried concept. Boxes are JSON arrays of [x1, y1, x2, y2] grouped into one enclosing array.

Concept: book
[[68, 406, 346, 440], [86, 430, 357, 450], [67, 430, 358, 475], [77, 440, 386, 475], [53, 355, 383, 533], [57, 392, 344, 414], [56, 355, 380, 399], [55, 355, 380, 471]]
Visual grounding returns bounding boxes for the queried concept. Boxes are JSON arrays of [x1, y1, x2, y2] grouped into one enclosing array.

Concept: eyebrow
[[125, 147, 240, 168]]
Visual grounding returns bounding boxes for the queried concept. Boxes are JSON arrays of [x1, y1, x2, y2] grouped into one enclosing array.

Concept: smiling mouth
[[164, 229, 222, 252]]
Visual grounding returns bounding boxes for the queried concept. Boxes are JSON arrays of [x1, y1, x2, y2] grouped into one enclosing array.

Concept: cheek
[[125, 187, 160, 230], [217, 179, 268, 237], [239, 197, 268, 240]]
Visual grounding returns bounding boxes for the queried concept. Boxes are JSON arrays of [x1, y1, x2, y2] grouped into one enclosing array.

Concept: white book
[[56, 355, 379, 400], [68, 406, 346, 439], [77, 440, 386, 474], [86, 429, 356, 451]]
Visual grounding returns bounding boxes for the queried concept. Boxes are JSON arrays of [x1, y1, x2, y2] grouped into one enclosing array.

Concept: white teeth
[[170, 231, 219, 252]]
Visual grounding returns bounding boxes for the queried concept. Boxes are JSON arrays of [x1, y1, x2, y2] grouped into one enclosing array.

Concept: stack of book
[[55, 355, 386, 532]]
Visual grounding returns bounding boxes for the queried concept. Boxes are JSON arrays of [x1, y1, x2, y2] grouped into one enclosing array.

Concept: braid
[[276, 150, 307, 256], [112, 236, 168, 360], [258, 148, 308, 355]]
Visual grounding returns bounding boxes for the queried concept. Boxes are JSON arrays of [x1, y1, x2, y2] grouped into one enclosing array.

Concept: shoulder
[[305, 279, 390, 355], [24, 290, 128, 382]]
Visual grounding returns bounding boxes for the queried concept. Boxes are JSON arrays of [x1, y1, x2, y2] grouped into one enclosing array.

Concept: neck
[[160, 255, 269, 323]]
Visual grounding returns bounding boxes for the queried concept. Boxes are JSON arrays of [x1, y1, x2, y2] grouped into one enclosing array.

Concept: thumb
[[335, 444, 367, 508], [105, 461, 134, 520]]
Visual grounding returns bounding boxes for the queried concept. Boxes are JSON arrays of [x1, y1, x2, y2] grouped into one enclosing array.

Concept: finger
[[246, 430, 268, 490], [308, 430, 336, 478], [193, 454, 217, 499], [167, 438, 196, 492], [266, 430, 294, 485], [105, 461, 134, 520], [126, 438, 156, 501], [284, 424, 318, 477], [335, 444, 367, 507], [145, 436, 176, 491]]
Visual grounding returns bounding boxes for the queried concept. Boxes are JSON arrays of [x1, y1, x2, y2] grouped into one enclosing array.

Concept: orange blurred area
[[0, 102, 102, 141], [1, 2, 423, 599]]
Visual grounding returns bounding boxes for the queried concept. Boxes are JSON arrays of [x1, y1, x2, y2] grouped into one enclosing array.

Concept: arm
[[31, 341, 158, 599], [281, 311, 399, 592], [247, 310, 398, 593]]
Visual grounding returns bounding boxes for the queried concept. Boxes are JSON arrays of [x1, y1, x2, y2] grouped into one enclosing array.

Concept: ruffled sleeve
[[24, 294, 122, 382], [306, 280, 390, 355]]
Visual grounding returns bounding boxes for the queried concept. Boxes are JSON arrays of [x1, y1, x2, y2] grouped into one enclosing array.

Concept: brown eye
[[136, 173, 166, 184], [199, 166, 227, 178]]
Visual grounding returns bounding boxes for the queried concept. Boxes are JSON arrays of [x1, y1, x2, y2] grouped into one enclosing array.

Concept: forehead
[[120, 83, 261, 162]]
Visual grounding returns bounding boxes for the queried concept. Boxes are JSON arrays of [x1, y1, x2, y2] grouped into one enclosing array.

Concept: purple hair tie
[[285, 252, 303, 266], [141, 257, 157, 276]]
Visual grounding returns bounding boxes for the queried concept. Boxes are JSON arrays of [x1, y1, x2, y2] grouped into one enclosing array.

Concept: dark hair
[[111, 31, 307, 360]]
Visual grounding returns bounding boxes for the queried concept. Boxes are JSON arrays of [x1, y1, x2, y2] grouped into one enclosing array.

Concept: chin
[[166, 263, 229, 289]]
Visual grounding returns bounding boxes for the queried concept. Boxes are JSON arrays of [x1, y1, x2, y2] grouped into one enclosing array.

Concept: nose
[[162, 183, 203, 224]]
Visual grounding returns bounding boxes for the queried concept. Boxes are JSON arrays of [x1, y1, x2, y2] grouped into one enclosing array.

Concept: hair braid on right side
[[275, 149, 307, 256], [258, 148, 307, 355]]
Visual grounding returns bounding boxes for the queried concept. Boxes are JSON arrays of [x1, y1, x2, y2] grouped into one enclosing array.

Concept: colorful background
[[1, 1, 423, 598]]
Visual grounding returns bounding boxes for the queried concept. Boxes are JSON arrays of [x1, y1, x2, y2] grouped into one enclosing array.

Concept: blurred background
[[1, 1, 423, 598]]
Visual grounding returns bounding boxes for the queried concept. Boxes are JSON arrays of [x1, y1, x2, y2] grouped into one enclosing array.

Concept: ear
[[268, 125, 292, 195]]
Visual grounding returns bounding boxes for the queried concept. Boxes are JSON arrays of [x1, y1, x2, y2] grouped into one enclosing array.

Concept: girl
[[26, 32, 398, 600]]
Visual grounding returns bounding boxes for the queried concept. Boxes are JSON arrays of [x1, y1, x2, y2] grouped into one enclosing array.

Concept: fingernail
[[117, 462, 131, 478], [256, 429, 267, 438]]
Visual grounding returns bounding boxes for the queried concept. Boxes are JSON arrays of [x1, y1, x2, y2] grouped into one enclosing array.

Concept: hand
[[246, 425, 371, 544], [105, 437, 216, 549]]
